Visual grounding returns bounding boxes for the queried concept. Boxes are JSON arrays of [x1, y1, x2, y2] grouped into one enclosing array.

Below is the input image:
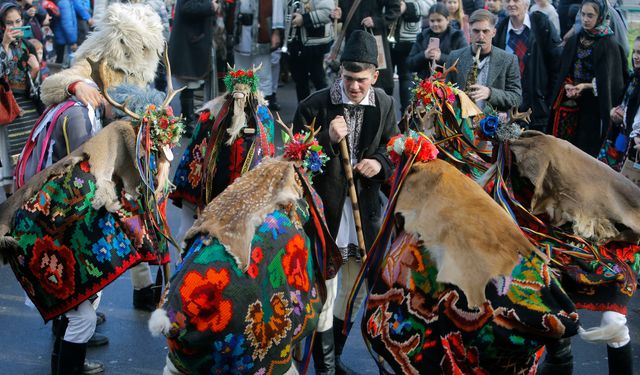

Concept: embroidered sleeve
[[0, 46, 10, 78]]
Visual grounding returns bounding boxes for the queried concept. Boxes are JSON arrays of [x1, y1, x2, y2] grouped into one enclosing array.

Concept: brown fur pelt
[[0, 121, 141, 259], [394, 159, 542, 307], [510, 131, 640, 243], [184, 158, 303, 270], [41, 3, 164, 106]]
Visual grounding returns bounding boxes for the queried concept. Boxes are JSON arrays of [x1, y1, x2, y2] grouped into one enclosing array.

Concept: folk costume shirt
[[330, 78, 376, 249]]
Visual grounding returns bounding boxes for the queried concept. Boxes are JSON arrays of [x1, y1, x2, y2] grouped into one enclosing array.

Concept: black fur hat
[[340, 30, 378, 67]]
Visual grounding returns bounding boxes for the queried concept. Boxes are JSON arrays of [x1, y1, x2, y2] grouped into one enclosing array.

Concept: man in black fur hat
[[293, 30, 399, 375]]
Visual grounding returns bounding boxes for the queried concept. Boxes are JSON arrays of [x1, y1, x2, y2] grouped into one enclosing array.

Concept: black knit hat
[[340, 30, 378, 67]]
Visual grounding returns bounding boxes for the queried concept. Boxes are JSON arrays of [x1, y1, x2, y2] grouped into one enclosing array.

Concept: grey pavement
[[0, 77, 639, 374]]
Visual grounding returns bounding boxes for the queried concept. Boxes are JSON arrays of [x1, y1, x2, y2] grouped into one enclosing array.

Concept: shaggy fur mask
[[75, 3, 164, 86]]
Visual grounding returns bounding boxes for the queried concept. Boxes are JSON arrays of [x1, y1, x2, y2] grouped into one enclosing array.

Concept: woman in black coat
[[550, 0, 628, 157], [407, 3, 467, 79], [168, 0, 219, 126]]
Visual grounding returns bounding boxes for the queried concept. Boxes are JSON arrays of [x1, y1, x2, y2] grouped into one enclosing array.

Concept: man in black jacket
[[293, 30, 399, 375], [493, 0, 562, 131]]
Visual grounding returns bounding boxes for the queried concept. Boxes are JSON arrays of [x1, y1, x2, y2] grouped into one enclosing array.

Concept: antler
[[161, 43, 186, 108], [252, 62, 263, 73], [508, 107, 532, 125], [429, 59, 458, 78], [304, 117, 321, 144], [88, 58, 141, 120], [275, 112, 295, 141]]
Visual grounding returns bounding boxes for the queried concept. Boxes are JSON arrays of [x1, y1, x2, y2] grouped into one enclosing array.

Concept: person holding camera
[[407, 3, 467, 79], [0, 1, 40, 196]]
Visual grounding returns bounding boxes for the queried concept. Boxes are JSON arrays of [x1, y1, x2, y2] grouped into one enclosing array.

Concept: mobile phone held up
[[13, 26, 33, 39], [428, 37, 440, 50]]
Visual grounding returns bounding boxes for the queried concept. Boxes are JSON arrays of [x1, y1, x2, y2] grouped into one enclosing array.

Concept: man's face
[[504, 0, 528, 19], [470, 20, 496, 54], [341, 68, 379, 104], [486, 0, 502, 13]]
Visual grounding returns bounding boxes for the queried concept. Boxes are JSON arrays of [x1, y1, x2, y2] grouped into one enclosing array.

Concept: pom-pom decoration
[[411, 71, 458, 112], [387, 130, 439, 165]]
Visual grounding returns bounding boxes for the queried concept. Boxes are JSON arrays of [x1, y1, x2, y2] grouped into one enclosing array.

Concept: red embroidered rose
[[251, 247, 263, 264], [180, 268, 232, 332], [28, 236, 76, 300], [281, 234, 310, 292], [247, 263, 259, 279]]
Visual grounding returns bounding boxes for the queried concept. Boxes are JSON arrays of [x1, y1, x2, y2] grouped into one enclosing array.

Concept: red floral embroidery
[[180, 268, 232, 332], [615, 245, 639, 264], [281, 234, 310, 292], [28, 236, 76, 300], [440, 332, 489, 375], [247, 263, 259, 279], [187, 139, 207, 188], [251, 247, 263, 264]]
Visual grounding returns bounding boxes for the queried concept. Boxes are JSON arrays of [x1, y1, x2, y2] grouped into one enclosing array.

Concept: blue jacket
[[52, 0, 77, 45], [73, 0, 91, 21]]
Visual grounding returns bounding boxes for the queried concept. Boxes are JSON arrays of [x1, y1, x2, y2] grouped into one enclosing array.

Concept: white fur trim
[[148, 308, 172, 337], [578, 311, 630, 347]]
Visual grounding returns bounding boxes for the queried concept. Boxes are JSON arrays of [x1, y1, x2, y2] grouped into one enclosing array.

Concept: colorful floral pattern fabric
[[171, 102, 275, 209], [163, 199, 322, 374], [364, 232, 579, 375], [8, 156, 168, 321]]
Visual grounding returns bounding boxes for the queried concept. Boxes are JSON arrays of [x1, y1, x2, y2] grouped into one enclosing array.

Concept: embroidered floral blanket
[[6, 156, 168, 321], [171, 104, 275, 209], [163, 199, 321, 374], [363, 232, 579, 375]]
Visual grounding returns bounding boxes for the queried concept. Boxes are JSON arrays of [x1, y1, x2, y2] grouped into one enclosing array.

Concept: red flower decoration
[[281, 234, 310, 292], [180, 268, 233, 332], [199, 110, 211, 123], [247, 70, 254, 78], [79, 160, 91, 173], [28, 236, 76, 300], [159, 117, 169, 129], [283, 141, 309, 161]]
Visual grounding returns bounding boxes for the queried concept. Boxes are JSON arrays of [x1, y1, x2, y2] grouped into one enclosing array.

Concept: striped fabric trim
[[6, 95, 39, 165]]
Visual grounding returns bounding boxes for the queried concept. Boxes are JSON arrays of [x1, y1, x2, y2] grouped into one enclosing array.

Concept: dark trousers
[[391, 42, 414, 112], [290, 42, 330, 102]]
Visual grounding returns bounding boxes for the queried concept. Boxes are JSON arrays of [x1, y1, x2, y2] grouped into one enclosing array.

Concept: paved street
[[0, 78, 639, 374]]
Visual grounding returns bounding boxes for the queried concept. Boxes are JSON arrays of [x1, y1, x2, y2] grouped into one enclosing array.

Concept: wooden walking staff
[[338, 136, 367, 261]]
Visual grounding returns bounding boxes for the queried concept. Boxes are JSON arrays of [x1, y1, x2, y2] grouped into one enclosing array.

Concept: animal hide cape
[[394, 159, 542, 307], [0, 121, 168, 320], [510, 130, 640, 243], [184, 158, 303, 270]]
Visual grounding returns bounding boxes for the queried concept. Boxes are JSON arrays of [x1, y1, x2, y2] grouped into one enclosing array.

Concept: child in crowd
[[445, 0, 470, 40]]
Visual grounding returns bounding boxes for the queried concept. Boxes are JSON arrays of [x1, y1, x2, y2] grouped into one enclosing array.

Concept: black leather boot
[[538, 338, 574, 375], [312, 330, 335, 375], [333, 318, 357, 375], [265, 94, 281, 111], [52, 339, 104, 375], [608, 343, 633, 375], [133, 284, 160, 312], [180, 89, 196, 137]]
